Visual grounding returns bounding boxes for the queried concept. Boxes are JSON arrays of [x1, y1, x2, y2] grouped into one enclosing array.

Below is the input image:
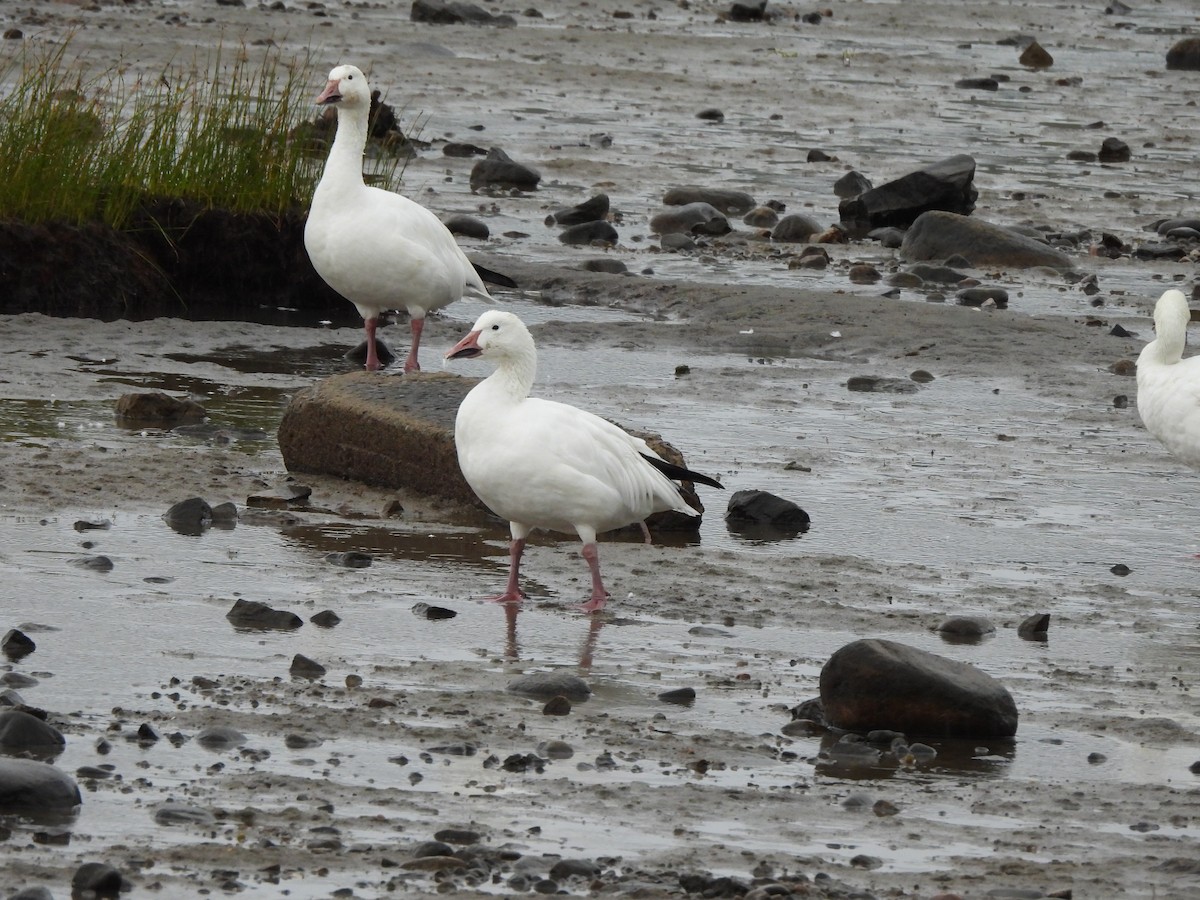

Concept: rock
[[650, 202, 730, 236], [469, 147, 540, 192], [547, 194, 610, 226], [955, 77, 999, 91], [1098, 137, 1131, 163], [412, 602, 457, 620], [72, 862, 124, 896], [936, 616, 996, 642], [695, 107, 725, 123], [906, 261, 969, 283], [154, 802, 216, 826], [290, 654, 327, 679], [728, 0, 767, 23], [1, 628, 35, 660], [846, 375, 919, 394], [819, 638, 1019, 737], [1019, 40, 1053, 68], [0, 710, 66, 758], [657, 687, 697, 705], [7, 887, 54, 900], [900, 210, 1073, 270], [443, 215, 489, 240], [225, 599, 303, 631], [114, 391, 206, 427], [724, 489, 810, 540], [537, 739, 574, 759], [1166, 37, 1200, 71], [581, 258, 627, 274], [661, 186, 755, 215], [957, 286, 1010, 308], [325, 551, 372, 568], [410, 0, 516, 27], [770, 214, 822, 243], [0, 757, 80, 814], [559, 221, 618, 245], [742, 206, 779, 228], [661, 233, 696, 251], [311, 610, 341, 627], [1018, 613, 1050, 639], [550, 859, 600, 880], [839, 154, 978, 235], [834, 169, 873, 199], [163, 497, 213, 535], [543, 696, 571, 716], [443, 140, 487, 157], [789, 246, 829, 269], [507, 672, 591, 701], [195, 726, 247, 750], [848, 263, 881, 284]]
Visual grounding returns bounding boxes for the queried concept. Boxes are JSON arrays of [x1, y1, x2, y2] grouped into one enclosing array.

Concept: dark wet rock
[[679, 873, 751, 896], [788, 246, 829, 269], [537, 739, 574, 759], [1018, 613, 1050, 639], [72, 862, 124, 897], [290, 654, 327, 680], [284, 733, 324, 749], [0, 688, 27, 708], [71, 554, 114, 573], [820, 638, 1019, 738], [1133, 242, 1188, 261], [507, 672, 591, 701], [325, 551, 373, 568], [469, 147, 540, 192], [225, 599, 303, 631], [154, 802, 217, 826], [662, 186, 755, 216], [402, 855, 467, 871], [195, 726, 246, 750], [1019, 40, 1053, 68], [957, 286, 1010, 308], [581, 258, 627, 274], [411, 0, 516, 26], [650, 202, 730, 236], [847, 375, 919, 394], [1098, 136, 1131, 163], [1166, 37, 1200, 71], [907, 261, 970, 283], [502, 752, 547, 772], [547, 193, 610, 226], [443, 140, 487, 157], [0, 757, 80, 813], [0, 710, 66, 756], [163, 497, 213, 535], [848, 263, 881, 284], [543, 696, 572, 716], [910, 369, 935, 383], [901, 210, 1073, 270], [661, 232, 697, 251], [435, 827, 482, 844], [728, 0, 766, 23], [2, 628, 35, 661], [246, 481, 312, 510], [2, 672, 39, 689], [742, 206, 779, 228], [550, 858, 600, 880], [1110, 563, 1131, 576], [834, 169, 873, 199], [411, 839, 456, 858], [937, 616, 996, 643], [136, 723, 159, 746], [725, 489, 810, 540], [839, 154, 978, 236], [211, 502, 238, 524], [770, 214, 822, 243], [955, 76, 999, 91], [278, 371, 705, 530], [73, 518, 111, 531], [114, 391, 206, 427], [658, 687, 697, 705], [559, 221, 618, 245], [9, 886, 55, 900], [443, 215, 490, 240], [695, 107, 725, 122], [412, 602, 457, 620]]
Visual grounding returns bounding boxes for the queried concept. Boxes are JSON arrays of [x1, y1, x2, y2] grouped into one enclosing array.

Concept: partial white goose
[[305, 64, 497, 372], [1136, 288, 1200, 469], [445, 310, 723, 612]]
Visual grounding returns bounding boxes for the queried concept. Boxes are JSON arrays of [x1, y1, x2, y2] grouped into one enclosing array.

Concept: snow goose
[[305, 64, 506, 372], [1136, 288, 1200, 469], [446, 310, 723, 612]]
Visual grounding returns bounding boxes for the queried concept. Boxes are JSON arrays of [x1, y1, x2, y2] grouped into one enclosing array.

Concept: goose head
[[315, 64, 371, 109], [1153, 289, 1191, 341], [445, 311, 534, 363]]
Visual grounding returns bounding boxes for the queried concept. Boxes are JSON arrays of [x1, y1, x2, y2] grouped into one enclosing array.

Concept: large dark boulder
[[1166, 37, 1200, 71], [0, 757, 81, 813], [819, 638, 1018, 738], [411, 0, 516, 26], [469, 148, 541, 192], [900, 210, 1073, 270], [0, 709, 66, 759], [838, 154, 978, 236], [662, 186, 756, 216]]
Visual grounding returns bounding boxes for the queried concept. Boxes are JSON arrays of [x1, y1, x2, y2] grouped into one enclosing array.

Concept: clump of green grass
[[0, 41, 409, 228]]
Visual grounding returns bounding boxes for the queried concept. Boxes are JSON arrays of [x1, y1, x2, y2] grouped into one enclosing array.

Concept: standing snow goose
[[445, 310, 723, 612], [305, 64, 502, 372], [1136, 288, 1200, 469]]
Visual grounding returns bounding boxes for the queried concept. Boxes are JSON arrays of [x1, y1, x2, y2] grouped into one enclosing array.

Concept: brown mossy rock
[[277, 371, 704, 531], [819, 638, 1018, 738], [900, 210, 1073, 270], [114, 391, 207, 427]]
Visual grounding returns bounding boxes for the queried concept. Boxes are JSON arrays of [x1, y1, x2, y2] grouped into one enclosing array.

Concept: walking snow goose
[[446, 310, 723, 612], [304, 64, 505, 372], [1136, 288, 1200, 469]]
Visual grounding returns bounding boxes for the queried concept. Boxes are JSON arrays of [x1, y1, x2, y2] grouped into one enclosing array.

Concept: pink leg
[[580, 542, 610, 613], [639, 521, 652, 544], [364, 317, 381, 371], [486, 537, 527, 603], [403, 316, 425, 374]]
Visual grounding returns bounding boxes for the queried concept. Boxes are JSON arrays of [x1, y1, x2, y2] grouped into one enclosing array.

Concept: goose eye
[[491, 324, 500, 331]]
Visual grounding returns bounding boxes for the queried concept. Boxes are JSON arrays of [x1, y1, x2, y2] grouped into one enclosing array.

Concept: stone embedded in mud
[[956, 286, 1009, 308], [650, 202, 731, 237], [507, 672, 591, 701], [559, 221, 619, 246], [770, 213, 822, 243], [724, 490, 810, 540], [1018, 613, 1050, 640], [155, 802, 216, 826], [225, 599, 303, 631], [0, 757, 80, 813], [1098, 136, 1131, 163], [657, 687, 697, 705], [325, 551, 373, 569], [819, 638, 1019, 738], [1019, 40, 1054, 68], [163, 497, 213, 535], [936, 616, 996, 644], [412, 602, 457, 620], [839, 154, 979, 236], [900, 210, 1073, 270], [662, 186, 756, 215], [195, 726, 247, 750], [0, 710, 66, 757], [1, 628, 35, 660], [1166, 37, 1200, 71], [411, 0, 516, 27], [469, 147, 541, 192], [443, 215, 490, 240], [114, 391, 207, 428], [289, 654, 326, 680], [547, 193, 610, 227], [72, 862, 125, 896], [834, 169, 873, 200], [543, 696, 572, 716]]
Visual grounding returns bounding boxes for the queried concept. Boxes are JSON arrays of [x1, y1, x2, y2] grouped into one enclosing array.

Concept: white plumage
[[1137, 288, 1200, 469], [304, 64, 494, 372], [445, 310, 721, 611]]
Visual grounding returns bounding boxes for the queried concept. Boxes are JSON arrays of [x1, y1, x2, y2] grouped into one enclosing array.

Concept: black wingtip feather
[[640, 453, 724, 489], [472, 263, 518, 289]]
